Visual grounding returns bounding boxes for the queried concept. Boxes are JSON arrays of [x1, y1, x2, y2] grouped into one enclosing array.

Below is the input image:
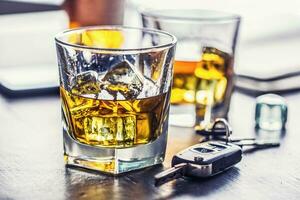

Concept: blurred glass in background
[[141, 10, 240, 128], [129, 0, 300, 77]]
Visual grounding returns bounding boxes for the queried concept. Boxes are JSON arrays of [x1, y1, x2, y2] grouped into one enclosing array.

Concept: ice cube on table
[[100, 60, 144, 99], [255, 93, 287, 130]]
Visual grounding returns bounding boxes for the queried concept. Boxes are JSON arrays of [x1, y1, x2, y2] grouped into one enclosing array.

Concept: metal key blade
[[244, 141, 280, 148], [236, 140, 280, 148], [154, 163, 188, 186]]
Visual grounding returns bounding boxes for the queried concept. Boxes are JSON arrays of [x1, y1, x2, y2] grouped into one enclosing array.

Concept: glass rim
[[55, 25, 177, 53], [140, 9, 241, 23]]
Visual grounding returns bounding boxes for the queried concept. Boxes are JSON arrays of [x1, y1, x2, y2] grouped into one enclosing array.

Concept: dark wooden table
[[0, 90, 299, 200]]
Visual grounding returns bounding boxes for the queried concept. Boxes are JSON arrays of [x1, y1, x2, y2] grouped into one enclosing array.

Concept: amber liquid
[[171, 61, 198, 104], [171, 47, 233, 126], [171, 47, 233, 106], [60, 87, 169, 148]]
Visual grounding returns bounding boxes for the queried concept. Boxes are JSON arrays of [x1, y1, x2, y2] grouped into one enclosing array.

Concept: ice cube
[[69, 99, 100, 119], [71, 71, 101, 98], [100, 60, 144, 99], [123, 116, 136, 144], [83, 117, 105, 143], [82, 115, 136, 146], [138, 76, 159, 98], [115, 117, 124, 142], [255, 94, 288, 130]]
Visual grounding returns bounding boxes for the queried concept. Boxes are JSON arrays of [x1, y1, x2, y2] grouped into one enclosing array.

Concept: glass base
[[64, 154, 164, 175], [63, 125, 168, 174]]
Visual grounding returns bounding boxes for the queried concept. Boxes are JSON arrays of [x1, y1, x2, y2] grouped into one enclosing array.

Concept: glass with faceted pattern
[[55, 26, 176, 174]]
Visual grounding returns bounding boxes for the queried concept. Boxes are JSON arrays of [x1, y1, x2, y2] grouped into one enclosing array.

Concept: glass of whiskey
[[55, 26, 176, 174], [141, 9, 240, 128]]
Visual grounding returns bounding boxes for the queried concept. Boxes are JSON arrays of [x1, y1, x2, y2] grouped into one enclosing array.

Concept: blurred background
[[1, 0, 300, 95]]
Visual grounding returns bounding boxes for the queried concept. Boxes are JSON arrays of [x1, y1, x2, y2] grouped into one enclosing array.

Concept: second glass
[[141, 9, 240, 128]]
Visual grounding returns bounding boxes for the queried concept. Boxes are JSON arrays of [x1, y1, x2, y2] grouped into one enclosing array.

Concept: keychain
[[154, 119, 280, 186], [195, 118, 280, 149]]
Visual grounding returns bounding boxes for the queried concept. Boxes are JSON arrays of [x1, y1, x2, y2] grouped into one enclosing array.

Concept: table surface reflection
[[0, 90, 299, 200]]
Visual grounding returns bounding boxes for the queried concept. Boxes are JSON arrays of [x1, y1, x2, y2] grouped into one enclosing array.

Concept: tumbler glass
[[55, 26, 176, 174], [141, 9, 240, 128]]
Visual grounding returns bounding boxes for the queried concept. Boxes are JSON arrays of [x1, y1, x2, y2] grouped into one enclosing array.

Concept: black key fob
[[172, 141, 242, 177]]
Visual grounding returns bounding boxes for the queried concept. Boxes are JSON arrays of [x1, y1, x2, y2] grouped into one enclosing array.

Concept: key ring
[[211, 118, 232, 143], [195, 118, 232, 143], [196, 118, 280, 149]]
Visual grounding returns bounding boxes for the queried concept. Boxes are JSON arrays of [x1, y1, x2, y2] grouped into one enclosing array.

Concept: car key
[[154, 141, 242, 186]]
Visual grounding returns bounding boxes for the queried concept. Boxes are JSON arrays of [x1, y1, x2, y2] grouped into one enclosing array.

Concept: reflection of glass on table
[[141, 9, 240, 128]]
